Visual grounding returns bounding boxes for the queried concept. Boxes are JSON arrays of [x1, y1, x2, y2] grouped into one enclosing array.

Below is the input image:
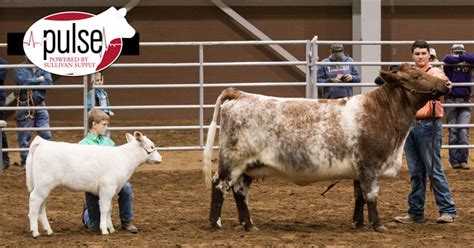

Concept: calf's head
[[380, 63, 452, 109], [126, 131, 162, 164]]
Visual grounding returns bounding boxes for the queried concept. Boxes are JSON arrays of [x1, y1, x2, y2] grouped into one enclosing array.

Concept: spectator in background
[[395, 40, 456, 225], [14, 58, 52, 168], [317, 44, 361, 99], [87, 71, 114, 137], [443, 44, 474, 170], [374, 65, 400, 85], [430, 48, 442, 68], [0, 58, 9, 170], [87, 72, 114, 116]]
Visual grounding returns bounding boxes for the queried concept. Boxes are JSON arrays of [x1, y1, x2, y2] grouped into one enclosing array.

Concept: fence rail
[[0, 39, 473, 156]]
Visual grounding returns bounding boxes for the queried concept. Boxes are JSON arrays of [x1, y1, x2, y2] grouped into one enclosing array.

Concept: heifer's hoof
[[374, 225, 388, 233], [210, 223, 222, 232], [355, 222, 366, 230], [32, 231, 40, 238], [46, 229, 53, 235], [101, 229, 110, 235], [244, 225, 259, 232]]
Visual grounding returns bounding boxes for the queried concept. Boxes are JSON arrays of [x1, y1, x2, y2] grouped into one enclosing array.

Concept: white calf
[[26, 131, 162, 238]]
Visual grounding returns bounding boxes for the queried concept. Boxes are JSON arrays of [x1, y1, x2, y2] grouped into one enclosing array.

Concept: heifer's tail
[[203, 88, 241, 188], [26, 136, 43, 193]]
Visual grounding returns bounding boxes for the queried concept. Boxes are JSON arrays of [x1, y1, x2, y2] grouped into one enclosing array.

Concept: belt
[[415, 118, 440, 123]]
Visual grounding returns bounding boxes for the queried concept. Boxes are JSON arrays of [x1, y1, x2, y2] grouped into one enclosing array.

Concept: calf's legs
[[28, 191, 42, 238], [39, 202, 53, 235], [28, 187, 53, 238], [107, 205, 115, 233], [99, 188, 115, 235]]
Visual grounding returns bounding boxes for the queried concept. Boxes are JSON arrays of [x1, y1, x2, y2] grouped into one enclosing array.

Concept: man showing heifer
[[443, 44, 474, 170], [395, 40, 457, 224]]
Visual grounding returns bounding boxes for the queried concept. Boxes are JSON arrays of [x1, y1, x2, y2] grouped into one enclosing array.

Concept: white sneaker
[[394, 215, 424, 224], [437, 214, 455, 223]]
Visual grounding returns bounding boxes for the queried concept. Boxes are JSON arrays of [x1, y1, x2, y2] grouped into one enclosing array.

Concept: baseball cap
[[388, 65, 400, 72], [451, 44, 465, 53], [330, 44, 344, 57], [330, 44, 343, 53], [429, 48, 437, 57]]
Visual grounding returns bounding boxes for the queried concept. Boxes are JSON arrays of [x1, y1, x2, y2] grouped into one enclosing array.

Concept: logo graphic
[[23, 7, 136, 76]]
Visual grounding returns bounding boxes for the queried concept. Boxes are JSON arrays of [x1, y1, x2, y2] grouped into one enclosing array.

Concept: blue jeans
[[445, 97, 471, 165], [83, 182, 134, 229], [16, 102, 52, 165], [404, 119, 456, 220]]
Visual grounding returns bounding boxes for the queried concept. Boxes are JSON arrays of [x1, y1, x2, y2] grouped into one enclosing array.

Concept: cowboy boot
[[121, 220, 138, 234]]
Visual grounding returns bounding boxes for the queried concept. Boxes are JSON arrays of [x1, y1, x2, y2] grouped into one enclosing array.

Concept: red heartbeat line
[[99, 27, 121, 58], [23, 31, 42, 48]]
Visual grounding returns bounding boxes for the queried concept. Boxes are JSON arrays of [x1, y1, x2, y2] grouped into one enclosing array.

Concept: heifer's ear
[[399, 63, 411, 72], [379, 70, 400, 84], [133, 131, 143, 142], [125, 133, 135, 143]]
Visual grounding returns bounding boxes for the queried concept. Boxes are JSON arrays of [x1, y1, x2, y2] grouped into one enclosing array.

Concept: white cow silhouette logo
[[23, 7, 136, 76]]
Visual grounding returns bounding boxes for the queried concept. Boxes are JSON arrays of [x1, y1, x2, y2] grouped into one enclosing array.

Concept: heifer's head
[[126, 131, 162, 164], [380, 63, 452, 109]]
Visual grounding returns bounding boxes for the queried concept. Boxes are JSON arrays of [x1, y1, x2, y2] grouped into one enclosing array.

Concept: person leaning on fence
[[429, 48, 442, 68], [14, 57, 52, 168], [80, 109, 138, 234], [443, 44, 474, 170], [87, 72, 114, 137], [395, 40, 457, 225], [0, 58, 9, 170], [316, 44, 361, 99], [87, 72, 114, 116]]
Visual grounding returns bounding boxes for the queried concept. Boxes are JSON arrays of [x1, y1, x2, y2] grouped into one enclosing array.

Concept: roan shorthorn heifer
[[203, 64, 451, 233], [26, 131, 162, 238]]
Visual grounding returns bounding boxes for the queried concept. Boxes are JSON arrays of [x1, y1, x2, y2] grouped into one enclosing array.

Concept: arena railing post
[[311, 36, 319, 99], [199, 44, 205, 148], [0, 120, 6, 175], [83, 75, 88, 137], [305, 40, 311, 99]]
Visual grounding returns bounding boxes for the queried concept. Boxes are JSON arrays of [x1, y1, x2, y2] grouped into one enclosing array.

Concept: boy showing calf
[[26, 109, 162, 237], [80, 109, 138, 233]]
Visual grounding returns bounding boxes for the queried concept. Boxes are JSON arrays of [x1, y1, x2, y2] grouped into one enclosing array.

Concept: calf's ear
[[133, 131, 143, 142], [126, 133, 135, 143], [380, 70, 400, 84], [118, 8, 127, 17]]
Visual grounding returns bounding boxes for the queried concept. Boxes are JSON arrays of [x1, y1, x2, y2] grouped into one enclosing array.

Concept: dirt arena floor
[[1, 120, 474, 246]]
